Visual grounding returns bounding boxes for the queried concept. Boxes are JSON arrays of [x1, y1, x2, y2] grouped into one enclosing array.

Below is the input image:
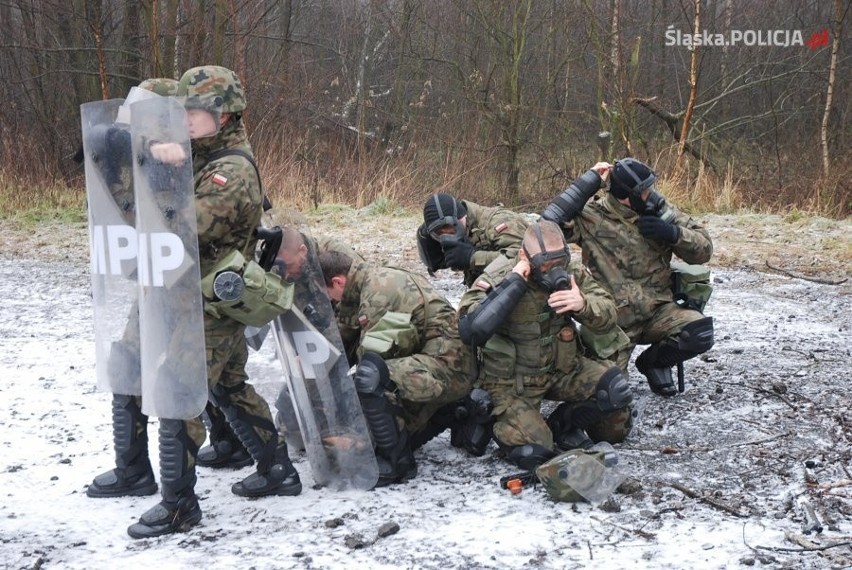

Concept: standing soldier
[[126, 66, 301, 539], [84, 78, 247, 497], [318, 250, 475, 486], [416, 192, 528, 286], [541, 159, 714, 397], [457, 221, 633, 470]]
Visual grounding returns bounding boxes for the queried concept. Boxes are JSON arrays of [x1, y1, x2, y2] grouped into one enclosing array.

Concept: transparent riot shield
[[81, 99, 142, 396], [269, 216, 378, 491], [130, 97, 207, 419]]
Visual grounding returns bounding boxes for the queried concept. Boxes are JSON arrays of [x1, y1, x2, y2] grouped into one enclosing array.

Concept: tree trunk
[[677, 0, 701, 171], [820, 0, 842, 177]]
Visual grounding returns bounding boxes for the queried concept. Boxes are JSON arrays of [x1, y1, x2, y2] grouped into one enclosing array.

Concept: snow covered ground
[[1, 213, 850, 569]]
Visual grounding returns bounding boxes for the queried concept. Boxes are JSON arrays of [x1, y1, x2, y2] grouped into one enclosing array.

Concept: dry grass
[[1, 132, 848, 220]]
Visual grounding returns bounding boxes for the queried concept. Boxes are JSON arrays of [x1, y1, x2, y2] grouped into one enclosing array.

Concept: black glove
[[442, 240, 475, 271], [637, 215, 681, 244]]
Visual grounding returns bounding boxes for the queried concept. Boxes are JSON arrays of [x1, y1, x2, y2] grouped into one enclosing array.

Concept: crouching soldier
[[457, 221, 634, 471], [318, 251, 475, 486]]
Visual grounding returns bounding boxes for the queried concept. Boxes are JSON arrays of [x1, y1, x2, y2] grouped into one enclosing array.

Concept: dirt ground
[[1, 209, 850, 569]]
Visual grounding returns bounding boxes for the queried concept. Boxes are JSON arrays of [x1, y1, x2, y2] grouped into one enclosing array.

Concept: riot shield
[[81, 98, 142, 396], [268, 216, 378, 491], [130, 96, 207, 420]]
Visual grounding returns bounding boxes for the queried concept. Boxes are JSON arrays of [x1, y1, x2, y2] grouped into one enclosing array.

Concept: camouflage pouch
[[201, 249, 294, 327], [535, 442, 625, 503], [480, 334, 516, 379], [361, 311, 419, 358], [578, 325, 631, 360], [670, 260, 713, 313], [554, 326, 579, 374]]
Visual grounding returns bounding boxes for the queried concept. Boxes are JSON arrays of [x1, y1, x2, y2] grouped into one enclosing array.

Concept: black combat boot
[[197, 402, 253, 469], [87, 394, 157, 498], [449, 388, 494, 456], [209, 383, 301, 498], [127, 419, 202, 539], [231, 441, 302, 498], [503, 442, 557, 471], [354, 352, 417, 487], [636, 318, 715, 397]]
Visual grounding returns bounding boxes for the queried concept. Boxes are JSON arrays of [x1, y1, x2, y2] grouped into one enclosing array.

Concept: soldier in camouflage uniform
[[126, 66, 301, 539], [416, 193, 529, 286], [264, 221, 367, 448], [86, 77, 247, 498], [318, 250, 474, 487], [457, 221, 634, 471], [541, 159, 714, 397]]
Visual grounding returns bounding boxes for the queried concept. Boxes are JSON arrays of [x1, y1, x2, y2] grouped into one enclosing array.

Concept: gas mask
[[524, 225, 571, 293], [610, 158, 656, 213], [425, 195, 468, 246]]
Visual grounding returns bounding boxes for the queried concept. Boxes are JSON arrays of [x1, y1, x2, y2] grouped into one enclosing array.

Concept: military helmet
[[137, 77, 179, 97], [610, 158, 656, 199], [177, 65, 246, 113]]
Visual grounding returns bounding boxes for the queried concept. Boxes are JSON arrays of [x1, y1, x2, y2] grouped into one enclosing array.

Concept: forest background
[[0, 0, 849, 220]]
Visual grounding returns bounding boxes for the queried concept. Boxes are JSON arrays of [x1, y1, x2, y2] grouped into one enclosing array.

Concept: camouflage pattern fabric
[[562, 192, 713, 376], [535, 446, 620, 502], [174, 118, 278, 462], [460, 200, 529, 286], [179, 66, 246, 113], [457, 254, 627, 449], [137, 78, 178, 97], [336, 262, 474, 433]]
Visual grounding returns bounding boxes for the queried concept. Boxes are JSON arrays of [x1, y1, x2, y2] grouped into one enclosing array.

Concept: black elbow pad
[[541, 170, 602, 224], [459, 274, 526, 347]]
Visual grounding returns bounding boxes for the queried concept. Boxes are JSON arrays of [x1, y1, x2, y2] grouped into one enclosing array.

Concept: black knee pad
[[678, 316, 714, 355], [594, 367, 633, 412], [353, 352, 391, 395]]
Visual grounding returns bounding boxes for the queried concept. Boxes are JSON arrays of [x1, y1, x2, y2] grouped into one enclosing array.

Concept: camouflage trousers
[[615, 302, 707, 378], [483, 353, 631, 449], [386, 336, 473, 434]]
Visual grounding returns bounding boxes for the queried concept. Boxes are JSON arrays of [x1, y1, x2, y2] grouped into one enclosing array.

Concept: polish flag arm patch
[[212, 173, 228, 186], [495, 222, 508, 233], [475, 280, 491, 291]]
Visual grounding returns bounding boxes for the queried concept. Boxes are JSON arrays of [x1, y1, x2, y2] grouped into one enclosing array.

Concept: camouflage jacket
[[191, 121, 263, 277], [563, 193, 712, 329], [457, 254, 616, 380], [336, 262, 461, 362], [462, 200, 529, 286]]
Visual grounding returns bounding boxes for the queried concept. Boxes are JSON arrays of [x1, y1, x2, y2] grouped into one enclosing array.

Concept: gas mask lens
[[527, 248, 571, 293], [427, 216, 465, 243]]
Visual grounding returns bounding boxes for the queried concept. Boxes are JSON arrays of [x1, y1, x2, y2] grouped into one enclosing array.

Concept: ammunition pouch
[[201, 249, 294, 327]]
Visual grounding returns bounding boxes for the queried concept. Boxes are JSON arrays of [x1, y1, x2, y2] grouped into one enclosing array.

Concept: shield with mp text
[[268, 213, 378, 490], [81, 97, 151, 396], [130, 96, 207, 419]]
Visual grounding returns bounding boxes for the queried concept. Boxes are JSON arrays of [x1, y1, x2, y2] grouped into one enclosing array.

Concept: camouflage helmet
[[137, 77, 179, 97], [177, 65, 246, 113], [534, 443, 624, 503]]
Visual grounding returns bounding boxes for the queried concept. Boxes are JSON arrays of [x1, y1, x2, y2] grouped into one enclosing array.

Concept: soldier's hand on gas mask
[[442, 240, 474, 271], [637, 215, 680, 244], [547, 275, 585, 314]]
